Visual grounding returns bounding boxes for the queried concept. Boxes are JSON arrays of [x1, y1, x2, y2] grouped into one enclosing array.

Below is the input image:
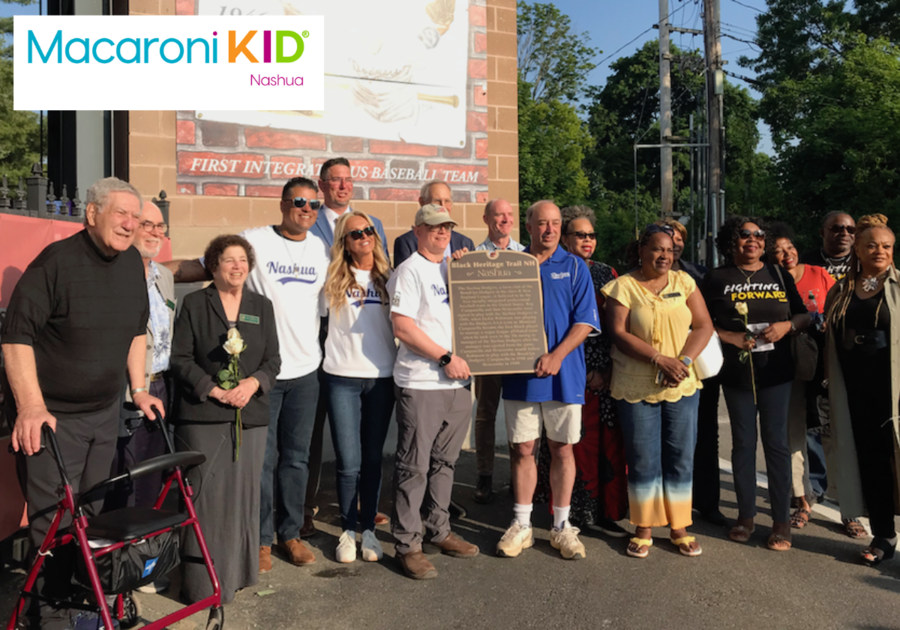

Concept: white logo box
[[14, 15, 325, 111]]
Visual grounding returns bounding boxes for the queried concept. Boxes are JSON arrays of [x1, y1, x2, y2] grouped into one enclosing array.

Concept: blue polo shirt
[[503, 246, 600, 405]]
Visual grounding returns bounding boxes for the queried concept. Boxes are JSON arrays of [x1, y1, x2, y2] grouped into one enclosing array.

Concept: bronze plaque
[[448, 250, 547, 375]]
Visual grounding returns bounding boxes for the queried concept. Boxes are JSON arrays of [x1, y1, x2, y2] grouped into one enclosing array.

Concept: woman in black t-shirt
[[824, 214, 900, 566], [702, 217, 808, 551]]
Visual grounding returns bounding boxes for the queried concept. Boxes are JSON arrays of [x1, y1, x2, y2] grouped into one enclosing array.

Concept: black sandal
[[861, 537, 897, 567]]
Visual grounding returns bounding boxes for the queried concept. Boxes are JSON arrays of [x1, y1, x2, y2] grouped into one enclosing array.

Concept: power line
[[597, 0, 693, 68], [728, 0, 764, 13]]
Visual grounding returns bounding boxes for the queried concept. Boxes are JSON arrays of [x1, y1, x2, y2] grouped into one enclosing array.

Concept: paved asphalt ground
[[4, 401, 900, 630]]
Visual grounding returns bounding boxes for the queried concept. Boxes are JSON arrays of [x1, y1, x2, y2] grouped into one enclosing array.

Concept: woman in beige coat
[[824, 214, 900, 566]]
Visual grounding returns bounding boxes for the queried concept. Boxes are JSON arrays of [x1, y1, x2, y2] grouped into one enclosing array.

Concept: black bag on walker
[[75, 530, 180, 595]]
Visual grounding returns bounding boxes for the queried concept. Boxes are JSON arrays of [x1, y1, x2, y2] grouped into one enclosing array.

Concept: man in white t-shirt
[[387, 203, 480, 580], [163, 177, 330, 572]]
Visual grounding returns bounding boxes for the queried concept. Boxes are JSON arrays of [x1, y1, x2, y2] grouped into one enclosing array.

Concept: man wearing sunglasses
[[164, 177, 331, 570], [800, 212, 856, 281], [393, 180, 475, 267]]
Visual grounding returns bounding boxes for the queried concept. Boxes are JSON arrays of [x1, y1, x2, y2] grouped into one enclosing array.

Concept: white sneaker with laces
[[336, 530, 357, 563], [361, 529, 383, 562], [550, 524, 586, 560], [496, 521, 534, 558]]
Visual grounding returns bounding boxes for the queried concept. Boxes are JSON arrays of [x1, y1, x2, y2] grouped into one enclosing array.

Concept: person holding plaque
[[602, 224, 714, 559], [387, 203, 480, 580], [496, 201, 601, 561]]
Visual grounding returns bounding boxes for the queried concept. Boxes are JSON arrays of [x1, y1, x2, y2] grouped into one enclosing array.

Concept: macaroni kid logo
[[724, 282, 787, 302], [14, 16, 325, 110]]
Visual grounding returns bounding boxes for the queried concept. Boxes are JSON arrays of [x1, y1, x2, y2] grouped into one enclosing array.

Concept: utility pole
[[703, 0, 723, 265], [659, 0, 673, 217]]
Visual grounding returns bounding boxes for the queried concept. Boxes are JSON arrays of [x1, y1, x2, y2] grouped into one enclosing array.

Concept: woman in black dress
[[824, 214, 900, 565]]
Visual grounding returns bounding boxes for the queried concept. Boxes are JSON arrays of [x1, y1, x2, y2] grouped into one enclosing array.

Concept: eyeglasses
[[347, 226, 376, 240], [285, 197, 321, 210], [139, 221, 168, 234], [644, 224, 675, 238], [829, 224, 857, 235], [427, 223, 455, 233], [567, 231, 597, 241], [739, 228, 766, 240]]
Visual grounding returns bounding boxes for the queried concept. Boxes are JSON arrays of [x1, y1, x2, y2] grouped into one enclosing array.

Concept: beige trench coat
[[824, 267, 900, 520]]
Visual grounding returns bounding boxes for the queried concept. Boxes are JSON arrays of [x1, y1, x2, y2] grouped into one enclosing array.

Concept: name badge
[[165, 299, 176, 311], [662, 292, 682, 300], [239, 314, 260, 325]]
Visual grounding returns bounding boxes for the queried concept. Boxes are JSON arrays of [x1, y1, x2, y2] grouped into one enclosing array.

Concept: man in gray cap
[[386, 203, 479, 580]]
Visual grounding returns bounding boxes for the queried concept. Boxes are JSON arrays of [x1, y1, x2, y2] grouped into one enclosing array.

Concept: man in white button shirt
[[471, 198, 526, 504], [387, 203, 480, 579]]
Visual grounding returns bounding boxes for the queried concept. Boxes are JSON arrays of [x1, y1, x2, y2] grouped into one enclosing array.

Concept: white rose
[[735, 302, 749, 316], [227, 328, 242, 341], [223, 337, 246, 355]]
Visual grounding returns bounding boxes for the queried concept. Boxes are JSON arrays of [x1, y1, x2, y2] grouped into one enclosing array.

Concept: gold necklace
[[638, 270, 667, 295], [737, 265, 762, 286]]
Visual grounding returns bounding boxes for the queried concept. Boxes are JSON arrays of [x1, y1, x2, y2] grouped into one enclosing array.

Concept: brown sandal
[[728, 524, 755, 543], [790, 508, 811, 529], [844, 519, 867, 539], [767, 533, 792, 551]]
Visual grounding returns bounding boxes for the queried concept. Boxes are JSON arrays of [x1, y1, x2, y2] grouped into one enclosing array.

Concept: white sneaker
[[496, 521, 534, 558], [550, 524, 586, 560], [336, 530, 357, 563], [361, 529, 383, 562]]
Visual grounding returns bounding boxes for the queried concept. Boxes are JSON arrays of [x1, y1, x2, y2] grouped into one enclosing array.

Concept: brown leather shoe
[[277, 538, 316, 566], [398, 550, 438, 580], [431, 532, 479, 558], [259, 546, 273, 574], [374, 512, 390, 526], [299, 517, 317, 539]]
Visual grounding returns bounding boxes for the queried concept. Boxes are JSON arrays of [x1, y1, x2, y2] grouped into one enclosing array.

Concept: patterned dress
[[534, 262, 628, 525]]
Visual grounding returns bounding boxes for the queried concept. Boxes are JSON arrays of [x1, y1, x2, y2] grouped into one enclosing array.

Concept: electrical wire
[[728, 0, 765, 13], [597, 0, 693, 68]]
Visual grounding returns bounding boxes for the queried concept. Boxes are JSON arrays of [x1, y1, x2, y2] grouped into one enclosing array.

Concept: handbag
[[773, 265, 819, 381], [694, 330, 724, 380]]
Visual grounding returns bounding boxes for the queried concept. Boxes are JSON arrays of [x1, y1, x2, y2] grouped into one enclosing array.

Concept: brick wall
[[129, 0, 518, 258]]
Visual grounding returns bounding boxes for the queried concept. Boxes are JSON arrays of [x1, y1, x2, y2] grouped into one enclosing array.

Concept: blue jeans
[[723, 381, 792, 524], [324, 374, 396, 531], [616, 392, 700, 529], [260, 372, 319, 545]]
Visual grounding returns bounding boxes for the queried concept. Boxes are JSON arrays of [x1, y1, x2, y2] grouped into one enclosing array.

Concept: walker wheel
[[206, 606, 225, 630], [120, 593, 142, 629]]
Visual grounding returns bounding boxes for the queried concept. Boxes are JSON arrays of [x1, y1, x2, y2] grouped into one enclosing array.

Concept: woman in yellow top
[[602, 224, 714, 558]]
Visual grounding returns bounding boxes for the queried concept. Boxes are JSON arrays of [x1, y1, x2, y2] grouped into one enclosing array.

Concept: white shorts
[[504, 399, 582, 445]]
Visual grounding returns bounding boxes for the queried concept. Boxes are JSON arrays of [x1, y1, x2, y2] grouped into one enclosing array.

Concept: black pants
[[16, 403, 119, 629], [692, 375, 721, 514], [847, 389, 897, 539]]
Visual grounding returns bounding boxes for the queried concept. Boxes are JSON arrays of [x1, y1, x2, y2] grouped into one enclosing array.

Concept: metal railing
[[0, 163, 170, 224]]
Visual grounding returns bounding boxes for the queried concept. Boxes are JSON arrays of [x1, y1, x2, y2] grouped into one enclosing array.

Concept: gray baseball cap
[[414, 203, 458, 227]]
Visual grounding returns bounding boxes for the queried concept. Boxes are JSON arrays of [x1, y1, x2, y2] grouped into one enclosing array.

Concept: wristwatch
[[790, 320, 797, 333], [438, 352, 453, 368], [678, 355, 693, 367]]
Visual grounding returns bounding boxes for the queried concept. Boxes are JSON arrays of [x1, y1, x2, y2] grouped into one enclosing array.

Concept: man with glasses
[[471, 199, 525, 504], [387, 203, 480, 579], [800, 212, 864, 537], [496, 200, 600, 561], [800, 212, 857, 281], [392, 180, 474, 267], [163, 177, 330, 570]]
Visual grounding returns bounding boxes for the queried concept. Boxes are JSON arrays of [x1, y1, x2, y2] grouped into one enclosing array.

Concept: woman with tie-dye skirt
[[601, 224, 714, 559]]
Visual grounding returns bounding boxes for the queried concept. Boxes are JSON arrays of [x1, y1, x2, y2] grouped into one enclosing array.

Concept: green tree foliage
[[517, 1, 598, 103], [517, 76, 594, 215], [1, 0, 43, 182]]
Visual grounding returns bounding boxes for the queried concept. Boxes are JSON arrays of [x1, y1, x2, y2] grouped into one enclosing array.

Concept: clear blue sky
[[3, 0, 772, 151], [552, 0, 773, 153]]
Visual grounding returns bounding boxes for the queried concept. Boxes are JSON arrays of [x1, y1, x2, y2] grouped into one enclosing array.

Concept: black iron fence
[[0, 163, 170, 224]]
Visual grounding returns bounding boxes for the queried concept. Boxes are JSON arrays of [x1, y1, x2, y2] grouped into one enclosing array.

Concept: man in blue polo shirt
[[496, 200, 600, 561]]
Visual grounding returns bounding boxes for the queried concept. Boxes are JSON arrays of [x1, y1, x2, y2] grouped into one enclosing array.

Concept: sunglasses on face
[[829, 224, 856, 235], [285, 197, 321, 210], [347, 226, 376, 240], [568, 231, 597, 241], [739, 229, 766, 240]]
